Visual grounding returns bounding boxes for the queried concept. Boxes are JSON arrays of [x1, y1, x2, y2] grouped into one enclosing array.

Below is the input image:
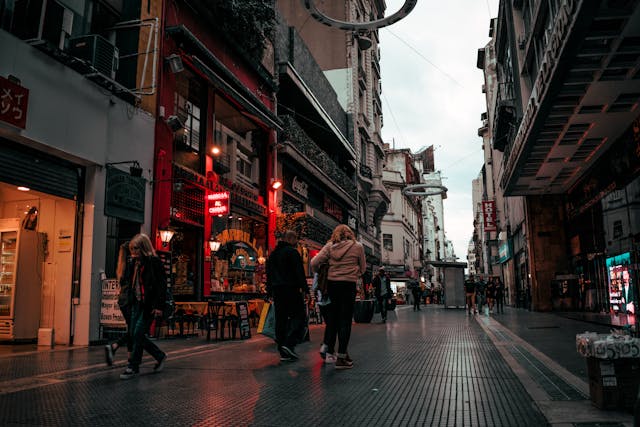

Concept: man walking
[[464, 274, 477, 315], [373, 267, 392, 323], [266, 230, 307, 362], [410, 279, 421, 311]]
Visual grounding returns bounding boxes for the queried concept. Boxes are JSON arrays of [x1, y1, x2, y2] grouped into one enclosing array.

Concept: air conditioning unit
[[68, 35, 119, 79], [11, 0, 73, 50]]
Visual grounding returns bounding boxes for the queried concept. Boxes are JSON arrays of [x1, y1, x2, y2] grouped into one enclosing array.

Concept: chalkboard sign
[[236, 301, 251, 339], [156, 250, 173, 290]]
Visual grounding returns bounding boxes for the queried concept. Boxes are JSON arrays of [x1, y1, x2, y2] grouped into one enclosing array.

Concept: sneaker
[[280, 355, 296, 362], [319, 344, 328, 360], [281, 345, 299, 360], [153, 354, 167, 373], [335, 357, 353, 370], [104, 344, 115, 366], [325, 353, 337, 364], [119, 367, 138, 380]]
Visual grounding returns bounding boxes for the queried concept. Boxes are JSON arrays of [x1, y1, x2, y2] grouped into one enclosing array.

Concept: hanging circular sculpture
[[402, 183, 448, 197], [301, 0, 418, 31]]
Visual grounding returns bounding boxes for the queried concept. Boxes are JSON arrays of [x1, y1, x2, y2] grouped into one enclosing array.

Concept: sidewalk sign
[[237, 301, 251, 339]]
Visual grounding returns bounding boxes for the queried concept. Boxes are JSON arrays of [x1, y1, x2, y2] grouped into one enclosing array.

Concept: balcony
[[359, 164, 373, 179], [276, 212, 333, 244], [281, 115, 357, 201]]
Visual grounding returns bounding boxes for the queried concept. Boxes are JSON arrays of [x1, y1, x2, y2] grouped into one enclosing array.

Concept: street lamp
[[159, 228, 175, 247], [209, 237, 221, 253]]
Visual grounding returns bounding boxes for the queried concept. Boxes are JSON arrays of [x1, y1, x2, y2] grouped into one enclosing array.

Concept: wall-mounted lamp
[[209, 238, 221, 252], [165, 54, 184, 74], [159, 228, 175, 247], [211, 146, 221, 156], [257, 256, 266, 265], [271, 178, 282, 190], [166, 115, 184, 132]]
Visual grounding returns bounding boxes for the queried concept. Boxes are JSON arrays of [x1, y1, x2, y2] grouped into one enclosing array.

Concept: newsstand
[[577, 332, 640, 411]]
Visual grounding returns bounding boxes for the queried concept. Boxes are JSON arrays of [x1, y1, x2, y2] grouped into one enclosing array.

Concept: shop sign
[[324, 196, 343, 221], [100, 279, 126, 327], [0, 76, 28, 129], [105, 167, 146, 223], [208, 191, 230, 215], [498, 240, 512, 263], [292, 176, 309, 199], [482, 200, 496, 232]]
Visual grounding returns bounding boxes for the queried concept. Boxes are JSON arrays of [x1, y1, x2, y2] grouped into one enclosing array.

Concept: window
[[173, 71, 204, 172], [613, 220, 623, 239], [383, 234, 393, 251], [236, 151, 253, 182]]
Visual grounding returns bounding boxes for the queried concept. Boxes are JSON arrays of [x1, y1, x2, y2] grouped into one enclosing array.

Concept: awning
[[166, 25, 281, 132]]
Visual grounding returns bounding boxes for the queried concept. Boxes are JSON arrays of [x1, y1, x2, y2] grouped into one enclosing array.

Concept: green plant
[[210, 1, 276, 60]]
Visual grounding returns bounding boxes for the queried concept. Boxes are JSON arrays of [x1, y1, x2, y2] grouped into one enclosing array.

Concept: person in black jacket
[[119, 233, 168, 380], [266, 230, 307, 362], [372, 267, 392, 323]]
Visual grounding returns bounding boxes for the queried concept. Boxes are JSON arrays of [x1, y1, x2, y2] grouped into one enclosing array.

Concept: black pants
[[129, 303, 165, 371], [496, 296, 504, 313], [412, 292, 421, 310], [325, 281, 356, 356], [273, 287, 306, 350], [377, 296, 389, 320]]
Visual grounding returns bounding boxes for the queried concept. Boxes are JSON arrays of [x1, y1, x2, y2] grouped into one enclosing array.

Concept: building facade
[[478, 0, 640, 311]]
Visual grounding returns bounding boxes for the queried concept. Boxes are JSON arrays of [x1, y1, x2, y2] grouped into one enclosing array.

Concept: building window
[[383, 233, 393, 251], [174, 74, 202, 153], [613, 220, 623, 239]]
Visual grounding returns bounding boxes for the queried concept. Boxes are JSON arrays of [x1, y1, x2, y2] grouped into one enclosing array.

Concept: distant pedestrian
[[119, 233, 168, 380], [486, 278, 496, 314], [494, 277, 505, 314], [266, 230, 307, 362], [464, 274, 477, 315], [311, 224, 366, 370], [410, 279, 421, 311], [476, 277, 487, 315], [373, 267, 392, 322], [105, 241, 133, 366]]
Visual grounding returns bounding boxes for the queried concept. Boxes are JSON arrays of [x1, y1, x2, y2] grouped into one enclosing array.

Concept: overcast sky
[[380, 0, 499, 261]]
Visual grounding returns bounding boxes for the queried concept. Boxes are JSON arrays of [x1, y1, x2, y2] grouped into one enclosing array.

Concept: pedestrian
[[105, 241, 133, 366], [486, 277, 496, 314], [464, 274, 477, 315], [119, 233, 168, 380], [311, 224, 366, 370], [266, 230, 307, 362], [372, 267, 392, 322], [494, 277, 505, 314], [410, 279, 421, 311], [476, 276, 487, 315]]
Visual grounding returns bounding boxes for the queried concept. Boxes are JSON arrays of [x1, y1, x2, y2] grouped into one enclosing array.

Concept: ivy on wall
[[209, 0, 276, 60]]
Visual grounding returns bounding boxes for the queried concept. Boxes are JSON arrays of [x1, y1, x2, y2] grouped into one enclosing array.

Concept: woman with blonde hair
[[104, 241, 133, 366], [311, 224, 366, 369], [119, 233, 168, 379]]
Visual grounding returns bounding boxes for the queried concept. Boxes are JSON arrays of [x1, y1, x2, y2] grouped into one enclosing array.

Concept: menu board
[[236, 301, 251, 340], [100, 279, 126, 327], [156, 250, 173, 291]]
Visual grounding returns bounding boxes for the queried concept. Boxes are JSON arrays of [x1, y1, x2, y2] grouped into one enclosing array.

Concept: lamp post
[[159, 228, 174, 247]]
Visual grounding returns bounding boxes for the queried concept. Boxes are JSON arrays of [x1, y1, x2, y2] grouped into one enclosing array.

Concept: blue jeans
[[129, 303, 165, 371]]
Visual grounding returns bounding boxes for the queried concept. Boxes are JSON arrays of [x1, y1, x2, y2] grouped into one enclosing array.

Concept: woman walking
[[311, 225, 366, 369], [119, 233, 168, 379]]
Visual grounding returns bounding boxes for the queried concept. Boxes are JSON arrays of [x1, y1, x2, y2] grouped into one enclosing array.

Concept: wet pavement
[[0, 305, 634, 426]]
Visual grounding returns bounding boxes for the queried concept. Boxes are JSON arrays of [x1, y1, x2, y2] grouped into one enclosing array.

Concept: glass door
[[0, 231, 17, 318]]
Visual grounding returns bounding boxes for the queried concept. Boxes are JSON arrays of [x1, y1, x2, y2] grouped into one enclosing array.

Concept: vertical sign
[[100, 279, 126, 327], [0, 76, 29, 129], [482, 200, 497, 232], [236, 301, 251, 339]]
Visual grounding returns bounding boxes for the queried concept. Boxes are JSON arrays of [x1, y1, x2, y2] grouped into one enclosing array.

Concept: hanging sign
[[0, 76, 29, 129], [482, 200, 497, 232], [208, 191, 230, 215]]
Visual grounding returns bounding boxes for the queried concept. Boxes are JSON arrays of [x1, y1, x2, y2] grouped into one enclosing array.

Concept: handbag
[[317, 262, 330, 294], [257, 302, 276, 340]]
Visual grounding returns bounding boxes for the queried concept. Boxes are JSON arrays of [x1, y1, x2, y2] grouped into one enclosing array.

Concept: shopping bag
[[257, 302, 276, 340]]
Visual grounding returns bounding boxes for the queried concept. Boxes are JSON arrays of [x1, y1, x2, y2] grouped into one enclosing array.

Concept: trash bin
[[353, 299, 374, 323]]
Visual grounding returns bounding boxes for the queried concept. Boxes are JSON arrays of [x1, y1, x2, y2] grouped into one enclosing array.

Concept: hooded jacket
[[311, 239, 366, 283]]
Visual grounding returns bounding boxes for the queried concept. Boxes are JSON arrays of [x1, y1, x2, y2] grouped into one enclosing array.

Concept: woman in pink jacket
[[311, 224, 366, 369]]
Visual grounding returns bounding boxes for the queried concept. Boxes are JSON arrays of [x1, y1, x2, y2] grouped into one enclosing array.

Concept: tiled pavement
[[0, 305, 634, 426]]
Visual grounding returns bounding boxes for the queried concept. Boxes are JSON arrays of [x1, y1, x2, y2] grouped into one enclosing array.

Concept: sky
[[379, 0, 499, 261]]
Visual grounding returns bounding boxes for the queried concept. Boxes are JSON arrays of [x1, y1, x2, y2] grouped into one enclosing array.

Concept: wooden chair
[[205, 301, 225, 341]]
